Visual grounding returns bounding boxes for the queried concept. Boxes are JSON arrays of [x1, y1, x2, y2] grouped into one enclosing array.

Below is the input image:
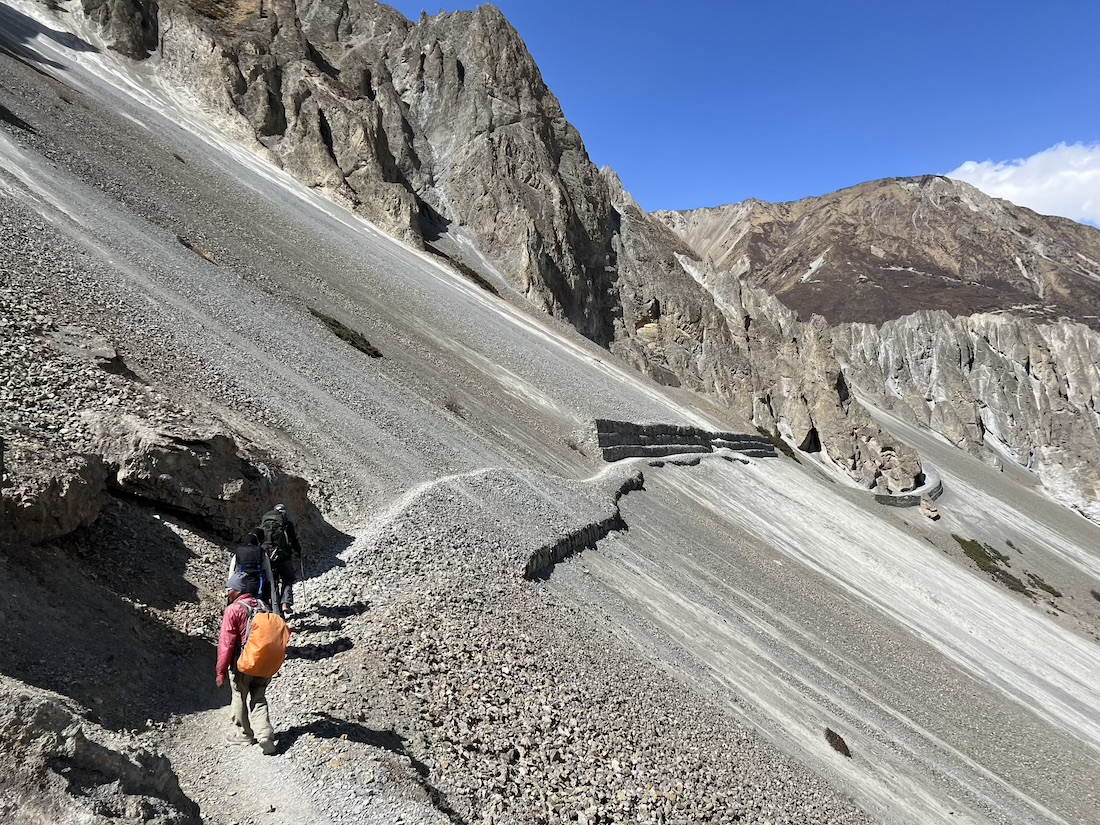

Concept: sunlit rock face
[[78, 0, 920, 492], [833, 313, 1100, 520], [659, 176, 1100, 518], [656, 175, 1100, 330]]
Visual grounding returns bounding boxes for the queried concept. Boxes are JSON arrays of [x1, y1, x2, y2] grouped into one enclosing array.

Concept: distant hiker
[[227, 528, 281, 617], [261, 503, 303, 616], [216, 571, 290, 755]]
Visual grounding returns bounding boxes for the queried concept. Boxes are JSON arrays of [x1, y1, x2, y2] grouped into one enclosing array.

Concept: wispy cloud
[[947, 142, 1100, 227]]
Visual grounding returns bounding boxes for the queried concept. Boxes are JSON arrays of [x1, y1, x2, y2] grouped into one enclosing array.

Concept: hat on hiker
[[274, 503, 286, 514], [227, 570, 252, 594]]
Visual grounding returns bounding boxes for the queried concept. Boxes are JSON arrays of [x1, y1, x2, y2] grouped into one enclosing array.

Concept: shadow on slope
[[0, 493, 353, 732], [0, 535, 218, 732], [0, 102, 36, 134], [278, 712, 467, 824], [0, 5, 98, 74]]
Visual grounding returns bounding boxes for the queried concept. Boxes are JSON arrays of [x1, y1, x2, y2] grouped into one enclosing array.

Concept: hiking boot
[[258, 738, 277, 755], [226, 731, 256, 746], [281, 604, 293, 617]]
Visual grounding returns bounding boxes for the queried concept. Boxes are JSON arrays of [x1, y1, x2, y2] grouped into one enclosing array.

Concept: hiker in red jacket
[[216, 571, 276, 754]]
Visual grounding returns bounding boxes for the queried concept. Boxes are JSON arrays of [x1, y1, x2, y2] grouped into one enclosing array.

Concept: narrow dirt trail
[[165, 707, 337, 825]]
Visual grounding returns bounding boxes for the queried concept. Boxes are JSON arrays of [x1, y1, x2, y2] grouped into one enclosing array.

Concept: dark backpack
[[233, 544, 267, 597], [261, 510, 289, 556]]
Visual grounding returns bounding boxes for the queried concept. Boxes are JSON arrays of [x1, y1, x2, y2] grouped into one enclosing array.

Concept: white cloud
[[947, 142, 1100, 226]]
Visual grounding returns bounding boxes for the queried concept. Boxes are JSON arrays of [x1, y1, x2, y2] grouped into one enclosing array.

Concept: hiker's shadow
[[310, 602, 370, 620], [297, 500, 355, 582], [285, 636, 353, 661], [278, 713, 407, 755], [277, 713, 468, 824], [67, 500, 200, 610]]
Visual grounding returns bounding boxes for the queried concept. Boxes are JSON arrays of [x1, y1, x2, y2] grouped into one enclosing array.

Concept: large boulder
[[88, 412, 310, 540], [1, 444, 111, 545]]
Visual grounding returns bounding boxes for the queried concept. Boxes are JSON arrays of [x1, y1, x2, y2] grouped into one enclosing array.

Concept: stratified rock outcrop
[[0, 675, 200, 825], [834, 313, 1100, 519], [89, 413, 311, 539], [665, 253, 923, 492], [131, 0, 621, 338], [660, 178, 1100, 517], [1, 450, 111, 546], [599, 172, 922, 490]]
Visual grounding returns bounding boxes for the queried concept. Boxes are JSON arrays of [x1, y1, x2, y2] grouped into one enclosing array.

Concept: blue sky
[[389, 1, 1100, 222]]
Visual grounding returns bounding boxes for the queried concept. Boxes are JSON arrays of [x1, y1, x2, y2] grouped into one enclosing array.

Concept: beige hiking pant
[[230, 670, 273, 742]]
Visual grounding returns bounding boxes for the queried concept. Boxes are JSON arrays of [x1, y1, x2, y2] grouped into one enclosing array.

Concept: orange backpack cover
[[237, 606, 291, 678]]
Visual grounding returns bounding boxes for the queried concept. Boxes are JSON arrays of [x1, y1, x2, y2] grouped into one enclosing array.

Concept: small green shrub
[[309, 307, 382, 358], [952, 534, 1029, 595], [1026, 573, 1062, 599]]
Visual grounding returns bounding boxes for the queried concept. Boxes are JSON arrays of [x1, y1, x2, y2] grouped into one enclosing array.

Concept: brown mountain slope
[[656, 176, 1100, 328]]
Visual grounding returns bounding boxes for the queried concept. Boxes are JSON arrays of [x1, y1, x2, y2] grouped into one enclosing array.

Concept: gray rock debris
[[284, 462, 875, 825], [0, 286, 310, 544]]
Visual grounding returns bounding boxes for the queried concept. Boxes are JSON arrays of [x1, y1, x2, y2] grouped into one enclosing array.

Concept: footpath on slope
[[150, 457, 874, 825]]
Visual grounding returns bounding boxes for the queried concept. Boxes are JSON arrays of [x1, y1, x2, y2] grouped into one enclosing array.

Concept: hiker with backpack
[[227, 528, 281, 617], [261, 504, 303, 617], [216, 570, 290, 755]]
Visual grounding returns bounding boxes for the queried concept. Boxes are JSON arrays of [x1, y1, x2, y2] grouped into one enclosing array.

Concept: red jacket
[[217, 594, 262, 680]]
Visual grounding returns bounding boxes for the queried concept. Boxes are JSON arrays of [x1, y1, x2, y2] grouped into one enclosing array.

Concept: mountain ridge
[[656, 174, 1100, 329]]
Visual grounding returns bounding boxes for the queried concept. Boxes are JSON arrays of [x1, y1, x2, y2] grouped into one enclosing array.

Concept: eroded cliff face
[[660, 177, 1100, 519], [656, 248, 922, 493], [69, 0, 920, 491], [113, 0, 622, 342], [833, 313, 1100, 520]]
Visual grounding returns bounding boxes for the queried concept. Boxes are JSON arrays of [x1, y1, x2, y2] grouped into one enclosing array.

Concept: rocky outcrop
[[659, 178, 1100, 515], [1, 447, 111, 545], [834, 313, 1100, 520], [89, 413, 310, 539], [597, 175, 921, 492], [0, 284, 310, 544], [2, 414, 311, 545], [657, 176, 1100, 329], [80, 0, 159, 59], [0, 675, 199, 825], [138, 0, 620, 335]]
